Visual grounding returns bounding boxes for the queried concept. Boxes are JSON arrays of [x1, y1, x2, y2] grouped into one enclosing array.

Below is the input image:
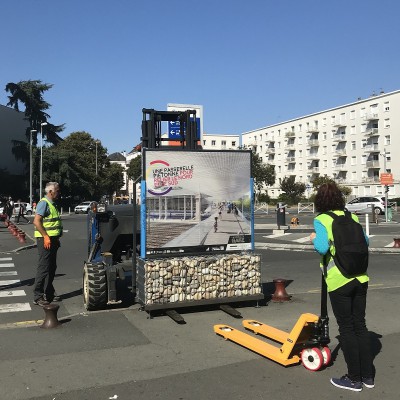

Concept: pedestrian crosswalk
[[0, 257, 32, 314]]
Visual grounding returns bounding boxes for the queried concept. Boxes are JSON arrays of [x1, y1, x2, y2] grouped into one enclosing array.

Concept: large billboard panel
[[143, 150, 253, 257]]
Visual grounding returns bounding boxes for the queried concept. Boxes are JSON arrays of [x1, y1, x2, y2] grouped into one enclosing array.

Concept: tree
[[251, 152, 276, 198], [311, 174, 352, 197], [126, 154, 142, 181], [279, 176, 306, 204], [102, 163, 125, 199], [5, 80, 64, 146]]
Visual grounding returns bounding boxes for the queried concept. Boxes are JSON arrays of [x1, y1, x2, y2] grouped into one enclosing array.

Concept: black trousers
[[33, 236, 60, 301], [16, 213, 29, 223], [329, 279, 374, 381]]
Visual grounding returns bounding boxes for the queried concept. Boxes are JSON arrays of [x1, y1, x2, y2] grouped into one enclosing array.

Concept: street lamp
[[40, 122, 48, 198], [30, 129, 37, 207]]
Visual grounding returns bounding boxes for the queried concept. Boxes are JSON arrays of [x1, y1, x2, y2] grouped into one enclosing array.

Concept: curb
[[255, 242, 400, 254]]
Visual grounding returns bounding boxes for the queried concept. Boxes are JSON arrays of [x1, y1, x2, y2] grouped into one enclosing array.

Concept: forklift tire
[[83, 262, 107, 311], [301, 347, 324, 371], [321, 346, 332, 366]]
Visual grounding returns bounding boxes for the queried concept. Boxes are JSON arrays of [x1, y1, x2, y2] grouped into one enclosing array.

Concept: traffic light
[[385, 185, 389, 193]]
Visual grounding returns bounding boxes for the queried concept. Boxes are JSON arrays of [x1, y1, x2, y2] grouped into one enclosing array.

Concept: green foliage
[[257, 192, 271, 204], [311, 174, 352, 197], [279, 176, 306, 205], [43, 132, 124, 201], [251, 152, 275, 194], [126, 154, 141, 181], [5, 80, 64, 146]]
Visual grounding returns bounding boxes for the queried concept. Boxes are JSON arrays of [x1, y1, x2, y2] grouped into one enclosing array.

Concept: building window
[[211, 140, 216, 146], [232, 141, 236, 147], [361, 155, 366, 164], [298, 124, 302, 132], [299, 150, 302, 158], [203, 140, 206, 146], [384, 101, 390, 112], [323, 146, 327, 155], [350, 110, 355, 119], [386, 152, 391, 162], [222, 140, 226, 146], [360, 107, 366, 117], [352, 171, 357, 181], [351, 156, 356, 166], [385, 135, 390, 145], [351, 141, 356, 150], [323, 160, 327, 168], [351, 125, 356, 135], [384, 118, 390, 128], [323, 132, 327, 141]]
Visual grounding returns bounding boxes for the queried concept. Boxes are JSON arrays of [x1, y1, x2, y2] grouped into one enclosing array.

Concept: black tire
[[83, 262, 107, 311]]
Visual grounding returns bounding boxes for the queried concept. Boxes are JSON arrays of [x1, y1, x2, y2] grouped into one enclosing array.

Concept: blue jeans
[[329, 279, 374, 381]]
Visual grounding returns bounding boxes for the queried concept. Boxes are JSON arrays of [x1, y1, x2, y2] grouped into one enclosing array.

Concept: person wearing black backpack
[[310, 182, 374, 392]]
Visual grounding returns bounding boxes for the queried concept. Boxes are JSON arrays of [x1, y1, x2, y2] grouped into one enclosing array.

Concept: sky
[[2, 0, 400, 155]]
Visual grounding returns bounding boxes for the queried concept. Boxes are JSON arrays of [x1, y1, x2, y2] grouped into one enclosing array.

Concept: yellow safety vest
[[34, 197, 63, 237], [315, 211, 369, 292]]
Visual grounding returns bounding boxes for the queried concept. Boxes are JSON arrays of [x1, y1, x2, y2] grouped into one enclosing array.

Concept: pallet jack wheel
[[301, 347, 324, 371], [321, 346, 331, 366]]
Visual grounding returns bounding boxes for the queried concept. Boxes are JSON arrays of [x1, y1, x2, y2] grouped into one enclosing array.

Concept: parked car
[[345, 196, 386, 215], [74, 201, 95, 214], [13, 202, 33, 216]]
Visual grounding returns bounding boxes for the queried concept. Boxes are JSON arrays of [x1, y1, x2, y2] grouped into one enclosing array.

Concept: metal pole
[[40, 122, 47, 198], [30, 130, 36, 206], [383, 149, 388, 223]]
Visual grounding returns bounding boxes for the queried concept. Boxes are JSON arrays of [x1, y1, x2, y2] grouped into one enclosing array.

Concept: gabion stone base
[[137, 253, 262, 306]]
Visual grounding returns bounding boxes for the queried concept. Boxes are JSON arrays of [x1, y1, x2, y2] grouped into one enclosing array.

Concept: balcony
[[364, 144, 379, 153], [334, 148, 347, 156], [363, 113, 379, 121], [307, 126, 319, 133], [308, 166, 319, 173], [265, 136, 275, 143], [308, 153, 320, 160], [364, 128, 379, 136], [332, 133, 346, 142], [332, 121, 347, 128], [285, 132, 295, 138], [307, 139, 320, 147], [334, 164, 348, 171], [366, 160, 380, 168], [362, 177, 380, 183], [286, 157, 296, 163], [265, 147, 275, 154], [285, 144, 296, 150]]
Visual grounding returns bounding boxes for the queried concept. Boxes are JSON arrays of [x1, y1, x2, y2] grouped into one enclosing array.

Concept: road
[[0, 213, 399, 399]]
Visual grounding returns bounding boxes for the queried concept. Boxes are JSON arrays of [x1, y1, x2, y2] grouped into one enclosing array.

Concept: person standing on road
[[16, 200, 30, 224], [310, 182, 374, 392], [32, 182, 63, 306], [5, 196, 14, 221]]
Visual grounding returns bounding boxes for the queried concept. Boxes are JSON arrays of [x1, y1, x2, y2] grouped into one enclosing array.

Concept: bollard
[[271, 278, 291, 302], [11, 226, 19, 236], [41, 304, 61, 329], [18, 231, 26, 243], [393, 238, 400, 248]]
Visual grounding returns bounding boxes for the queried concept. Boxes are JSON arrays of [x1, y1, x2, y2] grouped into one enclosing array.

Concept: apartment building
[[202, 133, 240, 150], [242, 90, 400, 199]]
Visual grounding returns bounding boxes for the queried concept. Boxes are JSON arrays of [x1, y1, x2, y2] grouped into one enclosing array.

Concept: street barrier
[[297, 202, 314, 214]]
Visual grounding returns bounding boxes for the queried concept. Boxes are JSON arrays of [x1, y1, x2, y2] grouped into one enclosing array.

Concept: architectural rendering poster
[[143, 149, 253, 256]]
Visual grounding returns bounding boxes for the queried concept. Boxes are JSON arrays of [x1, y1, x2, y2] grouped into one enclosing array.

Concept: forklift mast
[[141, 108, 200, 150]]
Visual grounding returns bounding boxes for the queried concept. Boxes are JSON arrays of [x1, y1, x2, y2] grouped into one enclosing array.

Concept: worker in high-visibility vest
[[32, 182, 63, 307]]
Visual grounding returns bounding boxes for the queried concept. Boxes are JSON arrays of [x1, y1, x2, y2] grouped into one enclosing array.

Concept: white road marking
[[0, 303, 31, 313], [0, 271, 18, 276], [293, 236, 311, 243], [263, 233, 292, 238], [385, 242, 394, 248], [0, 263, 14, 268], [0, 289, 26, 298], [0, 280, 20, 287], [0, 257, 12, 261]]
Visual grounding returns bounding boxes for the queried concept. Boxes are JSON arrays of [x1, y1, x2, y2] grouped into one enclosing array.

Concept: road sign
[[168, 118, 201, 139], [380, 173, 394, 185]]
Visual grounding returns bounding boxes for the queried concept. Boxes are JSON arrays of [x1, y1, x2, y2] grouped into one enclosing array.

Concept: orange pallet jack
[[214, 274, 331, 371]]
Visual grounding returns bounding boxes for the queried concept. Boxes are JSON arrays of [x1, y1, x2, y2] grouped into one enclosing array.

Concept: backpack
[[324, 211, 369, 278]]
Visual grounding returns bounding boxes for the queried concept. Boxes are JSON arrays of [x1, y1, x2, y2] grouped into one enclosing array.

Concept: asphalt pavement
[[0, 214, 399, 399]]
